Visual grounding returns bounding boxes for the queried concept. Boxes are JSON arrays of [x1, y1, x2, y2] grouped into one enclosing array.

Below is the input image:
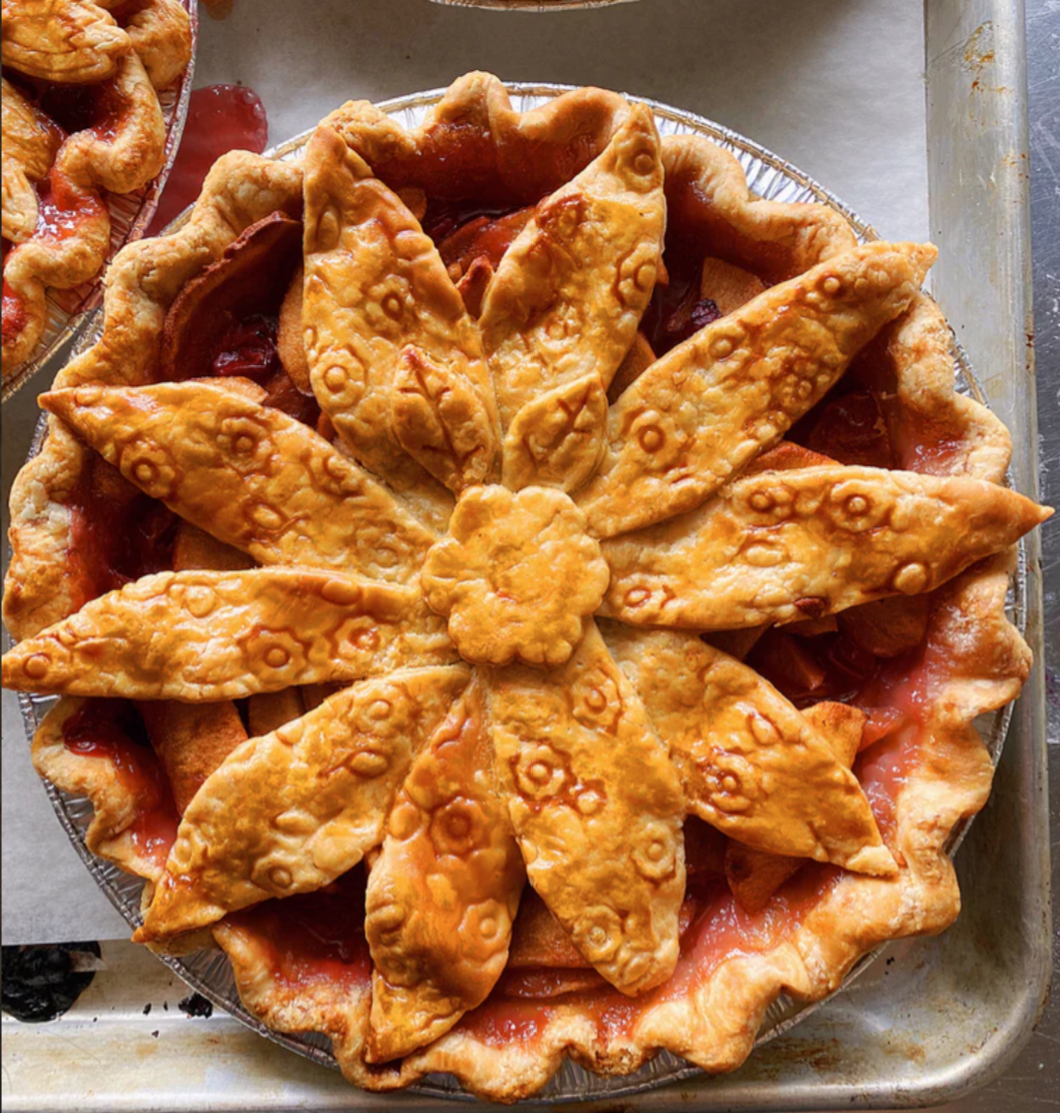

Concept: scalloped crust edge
[[320, 71, 631, 205], [3, 152, 302, 640], [31, 695, 167, 884]]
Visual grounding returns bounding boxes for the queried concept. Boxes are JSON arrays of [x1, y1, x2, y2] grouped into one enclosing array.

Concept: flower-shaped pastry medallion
[[422, 485, 609, 666]]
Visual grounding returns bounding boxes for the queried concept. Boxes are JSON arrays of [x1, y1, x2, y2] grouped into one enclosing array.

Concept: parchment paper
[[1, 0, 929, 944]]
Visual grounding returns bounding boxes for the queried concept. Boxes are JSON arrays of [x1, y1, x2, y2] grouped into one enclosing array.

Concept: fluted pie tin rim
[[11, 81, 1025, 1103]]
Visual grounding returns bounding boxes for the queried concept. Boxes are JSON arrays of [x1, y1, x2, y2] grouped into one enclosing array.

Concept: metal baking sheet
[[1, 0, 1049, 1108], [0, 0, 199, 405]]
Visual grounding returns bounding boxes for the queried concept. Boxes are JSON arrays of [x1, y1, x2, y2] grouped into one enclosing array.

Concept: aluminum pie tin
[[0, 0, 199, 405], [12, 82, 1026, 1103]]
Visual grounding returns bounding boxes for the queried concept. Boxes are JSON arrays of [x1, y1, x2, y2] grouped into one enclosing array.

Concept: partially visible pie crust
[[1, 0, 192, 376]]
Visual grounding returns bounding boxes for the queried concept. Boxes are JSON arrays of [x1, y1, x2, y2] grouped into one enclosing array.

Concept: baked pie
[[2, 74, 1050, 1101], [1, 0, 192, 379]]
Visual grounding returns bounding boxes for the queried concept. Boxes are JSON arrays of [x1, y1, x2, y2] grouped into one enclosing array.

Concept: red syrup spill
[[62, 700, 179, 869], [230, 865, 372, 990], [148, 84, 268, 236]]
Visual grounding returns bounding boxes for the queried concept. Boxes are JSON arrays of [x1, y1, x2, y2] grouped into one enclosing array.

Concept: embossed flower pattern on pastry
[[2, 74, 1051, 1102], [422, 484, 610, 666]]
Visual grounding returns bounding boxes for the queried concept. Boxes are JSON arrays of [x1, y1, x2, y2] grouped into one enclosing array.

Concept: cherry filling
[[230, 865, 372, 990], [423, 197, 532, 247], [67, 457, 179, 604], [211, 313, 282, 379], [157, 210, 321, 425], [33, 169, 106, 245], [459, 997, 553, 1048], [2, 168, 106, 349], [748, 628, 881, 708], [61, 700, 179, 870], [791, 389, 897, 469], [641, 241, 722, 356], [661, 867, 840, 1004], [38, 81, 125, 144], [2, 273, 27, 345]]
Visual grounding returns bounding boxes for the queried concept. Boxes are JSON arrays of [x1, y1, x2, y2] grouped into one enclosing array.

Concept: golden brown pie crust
[[3, 73, 1050, 1102]]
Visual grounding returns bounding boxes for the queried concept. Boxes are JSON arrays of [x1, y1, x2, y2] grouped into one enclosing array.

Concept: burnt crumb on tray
[[178, 992, 214, 1018]]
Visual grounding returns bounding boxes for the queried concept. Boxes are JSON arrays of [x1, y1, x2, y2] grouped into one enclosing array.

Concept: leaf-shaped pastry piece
[[2, 77, 62, 243], [724, 701, 866, 913], [601, 466, 1051, 630], [578, 243, 937, 538], [487, 622, 685, 996], [501, 372, 609, 492], [365, 677, 525, 1062], [40, 381, 436, 582], [480, 103, 665, 491], [135, 666, 470, 941], [1, 0, 129, 83], [392, 345, 500, 494], [2, 568, 455, 700], [303, 125, 499, 523], [602, 623, 895, 876]]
